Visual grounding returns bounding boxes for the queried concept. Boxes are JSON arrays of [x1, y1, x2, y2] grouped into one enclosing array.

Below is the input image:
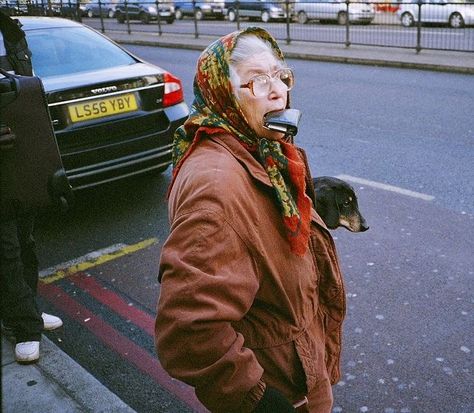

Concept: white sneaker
[[15, 341, 40, 364], [41, 313, 63, 331]]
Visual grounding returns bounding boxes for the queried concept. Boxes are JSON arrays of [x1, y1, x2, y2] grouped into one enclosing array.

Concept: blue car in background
[[174, 0, 226, 19], [84, 0, 118, 18]]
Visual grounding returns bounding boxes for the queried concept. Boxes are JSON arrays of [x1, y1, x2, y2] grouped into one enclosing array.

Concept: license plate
[[68, 93, 138, 123]]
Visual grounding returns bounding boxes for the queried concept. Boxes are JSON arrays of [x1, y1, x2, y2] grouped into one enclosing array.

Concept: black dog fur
[[312, 176, 369, 232]]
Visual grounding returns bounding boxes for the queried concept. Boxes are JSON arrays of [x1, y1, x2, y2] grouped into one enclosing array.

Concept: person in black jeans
[[0, 11, 63, 364]]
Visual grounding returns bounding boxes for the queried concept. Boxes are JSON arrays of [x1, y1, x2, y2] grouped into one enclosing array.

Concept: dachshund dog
[[313, 176, 369, 232]]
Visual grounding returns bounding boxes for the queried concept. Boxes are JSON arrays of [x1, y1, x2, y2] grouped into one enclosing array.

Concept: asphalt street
[[3, 37, 473, 413]]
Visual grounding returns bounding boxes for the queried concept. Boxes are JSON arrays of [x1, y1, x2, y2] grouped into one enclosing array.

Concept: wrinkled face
[[234, 51, 288, 141]]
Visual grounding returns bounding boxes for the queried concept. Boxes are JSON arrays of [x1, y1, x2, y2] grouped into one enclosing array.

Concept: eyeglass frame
[[239, 68, 294, 97]]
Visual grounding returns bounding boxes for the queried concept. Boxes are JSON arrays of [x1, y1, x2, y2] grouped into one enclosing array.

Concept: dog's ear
[[314, 185, 340, 229]]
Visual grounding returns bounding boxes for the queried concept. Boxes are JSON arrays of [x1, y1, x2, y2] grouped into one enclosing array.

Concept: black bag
[[0, 69, 73, 211]]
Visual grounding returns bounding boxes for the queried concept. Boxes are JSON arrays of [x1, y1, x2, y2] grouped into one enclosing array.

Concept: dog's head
[[313, 176, 369, 232]]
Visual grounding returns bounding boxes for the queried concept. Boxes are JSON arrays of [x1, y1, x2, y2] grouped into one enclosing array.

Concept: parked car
[[0, 0, 28, 15], [32, 0, 87, 17], [174, 0, 226, 19], [84, 0, 118, 18], [0, 17, 189, 189], [397, 0, 474, 28], [294, 0, 375, 24], [225, 0, 290, 22], [115, 0, 175, 23]]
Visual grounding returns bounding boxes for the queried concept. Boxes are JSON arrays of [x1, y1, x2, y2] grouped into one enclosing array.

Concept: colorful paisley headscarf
[[170, 27, 311, 256]]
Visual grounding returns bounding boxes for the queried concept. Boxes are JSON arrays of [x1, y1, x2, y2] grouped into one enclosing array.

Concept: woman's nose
[[268, 77, 288, 98]]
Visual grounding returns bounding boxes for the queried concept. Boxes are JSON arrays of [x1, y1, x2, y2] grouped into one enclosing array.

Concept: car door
[[243, 0, 259, 18], [316, 0, 339, 20], [421, 0, 446, 22]]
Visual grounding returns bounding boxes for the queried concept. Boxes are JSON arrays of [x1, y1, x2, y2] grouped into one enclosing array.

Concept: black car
[[1, 17, 188, 190], [115, 0, 175, 23]]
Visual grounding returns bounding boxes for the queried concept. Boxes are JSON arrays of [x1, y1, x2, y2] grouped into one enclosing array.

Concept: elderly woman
[[155, 27, 346, 413]]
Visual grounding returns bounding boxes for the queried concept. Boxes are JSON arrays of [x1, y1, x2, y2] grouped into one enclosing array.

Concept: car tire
[[449, 12, 464, 28], [87, 9, 93, 18], [195, 8, 203, 20], [107, 8, 115, 18], [175, 8, 183, 19], [166, 16, 175, 23], [140, 12, 150, 24], [261, 10, 270, 23], [116, 12, 125, 23], [297, 10, 308, 24], [401, 12, 414, 27], [228, 9, 236, 21], [337, 11, 347, 25]]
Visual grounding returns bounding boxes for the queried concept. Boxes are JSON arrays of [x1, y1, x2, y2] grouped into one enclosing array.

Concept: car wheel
[[261, 10, 270, 23], [297, 10, 308, 24], [175, 8, 183, 19], [107, 8, 115, 18], [401, 12, 414, 27], [195, 8, 203, 20], [166, 16, 175, 23], [140, 12, 150, 24], [116, 12, 125, 23], [87, 9, 93, 18], [228, 9, 236, 21], [449, 12, 464, 28], [337, 11, 347, 25]]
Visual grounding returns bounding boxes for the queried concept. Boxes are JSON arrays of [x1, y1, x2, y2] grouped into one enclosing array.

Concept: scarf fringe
[[281, 142, 311, 256]]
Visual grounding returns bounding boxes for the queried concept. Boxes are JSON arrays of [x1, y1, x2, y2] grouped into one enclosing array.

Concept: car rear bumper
[[60, 102, 188, 190]]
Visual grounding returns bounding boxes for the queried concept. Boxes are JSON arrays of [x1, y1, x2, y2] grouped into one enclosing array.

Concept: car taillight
[[163, 72, 184, 107]]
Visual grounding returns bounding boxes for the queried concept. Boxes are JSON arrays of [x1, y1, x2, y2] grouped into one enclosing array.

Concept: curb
[[1, 335, 136, 413], [38, 336, 137, 413]]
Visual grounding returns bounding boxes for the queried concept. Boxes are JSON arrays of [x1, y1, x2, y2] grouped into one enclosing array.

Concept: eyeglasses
[[239, 68, 294, 97]]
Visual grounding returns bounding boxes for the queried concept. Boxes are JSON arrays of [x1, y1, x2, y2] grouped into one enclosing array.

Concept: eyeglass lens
[[252, 69, 294, 96]]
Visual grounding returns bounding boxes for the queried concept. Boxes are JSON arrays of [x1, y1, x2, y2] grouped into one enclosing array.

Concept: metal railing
[[7, 0, 474, 52]]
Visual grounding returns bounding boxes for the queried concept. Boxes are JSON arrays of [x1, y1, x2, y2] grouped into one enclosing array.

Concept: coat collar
[[208, 132, 329, 232], [209, 132, 273, 188]]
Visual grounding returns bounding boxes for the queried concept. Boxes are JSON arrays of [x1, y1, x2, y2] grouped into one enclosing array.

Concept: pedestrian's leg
[[0, 218, 42, 343], [17, 211, 38, 294], [15, 210, 63, 331]]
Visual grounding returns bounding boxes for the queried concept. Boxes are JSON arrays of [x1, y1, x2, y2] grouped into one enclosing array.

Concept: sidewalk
[[1, 35, 472, 413], [1, 334, 136, 413], [105, 30, 474, 74]]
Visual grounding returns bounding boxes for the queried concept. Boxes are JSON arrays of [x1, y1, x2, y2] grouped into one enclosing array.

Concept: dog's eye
[[342, 200, 351, 207]]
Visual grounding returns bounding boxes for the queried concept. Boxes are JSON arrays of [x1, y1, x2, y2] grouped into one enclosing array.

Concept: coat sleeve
[[155, 208, 266, 412]]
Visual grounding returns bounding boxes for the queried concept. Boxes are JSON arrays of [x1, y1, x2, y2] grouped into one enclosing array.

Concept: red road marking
[[69, 272, 155, 336], [39, 280, 207, 413]]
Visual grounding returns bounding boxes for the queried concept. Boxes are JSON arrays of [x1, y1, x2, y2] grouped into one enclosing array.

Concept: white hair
[[229, 35, 284, 97]]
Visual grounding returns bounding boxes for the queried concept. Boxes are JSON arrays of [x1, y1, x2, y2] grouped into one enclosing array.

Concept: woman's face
[[234, 51, 288, 141]]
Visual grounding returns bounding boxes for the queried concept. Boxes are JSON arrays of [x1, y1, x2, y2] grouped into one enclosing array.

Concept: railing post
[[76, 0, 82, 22], [155, 0, 163, 36], [285, 0, 291, 44], [416, 0, 422, 53], [345, 0, 350, 47], [125, 0, 131, 35], [192, 0, 199, 38], [236, 0, 240, 30], [98, 0, 105, 33]]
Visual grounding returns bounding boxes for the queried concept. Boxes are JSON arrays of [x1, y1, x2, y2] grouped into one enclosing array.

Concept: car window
[[25, 27, 136, 78]]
